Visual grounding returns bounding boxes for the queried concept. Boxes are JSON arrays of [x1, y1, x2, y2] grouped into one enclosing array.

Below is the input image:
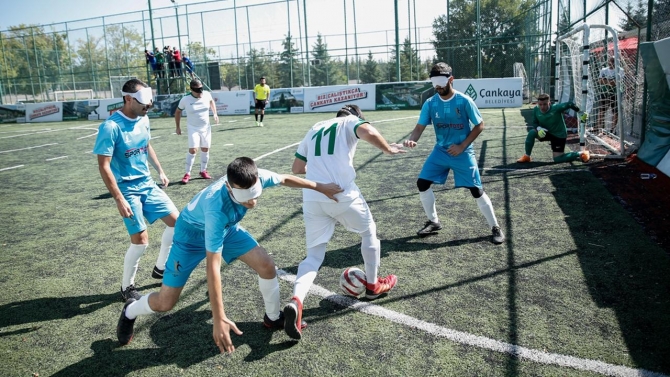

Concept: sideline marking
[[0, 143, 58, 154], [46, 156, 68, 161], [75, 128, 99, 140], [276, 270, 666, 377], [246, 119, 662, 377], [0, 123, 99, 139], [0, 165, 23, 172]]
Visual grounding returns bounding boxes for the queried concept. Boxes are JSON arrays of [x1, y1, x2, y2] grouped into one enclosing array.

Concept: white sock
[[123, 244, 148, 289], [476, 192, 499, 228], [293, 243, 327, 303], [200, 151, 209, 172], [155, 226, 174, 270], [360, 227, 380, 285], [125, 293, 155, 319], [185, 152, 196, 174], [258, 276, 281, 321], [419, 189, 439, 223]]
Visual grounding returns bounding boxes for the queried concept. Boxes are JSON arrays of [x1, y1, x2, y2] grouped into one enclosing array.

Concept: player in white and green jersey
[[283, 104, 405, 341]]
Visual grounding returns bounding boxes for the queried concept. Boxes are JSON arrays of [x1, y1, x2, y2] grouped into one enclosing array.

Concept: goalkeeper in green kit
[[517, 93, 590, 164]]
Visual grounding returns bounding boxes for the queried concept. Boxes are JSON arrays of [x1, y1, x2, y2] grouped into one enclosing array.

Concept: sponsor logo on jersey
[[124, 145, 148, 158]]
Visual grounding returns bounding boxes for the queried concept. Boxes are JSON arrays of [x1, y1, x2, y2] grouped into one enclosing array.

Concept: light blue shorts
[[121, 182, 178, 235], [162, 217, 258, 288], [419, 146, 482, 189]]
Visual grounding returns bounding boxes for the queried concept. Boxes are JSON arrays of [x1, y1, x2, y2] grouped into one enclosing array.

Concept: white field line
[[0, 143, 57, 154], [253, 142, 300, 161], [0, 123, 98, 139], [277, 270, 667, 377], [46, 156, 68, 161], [482, 167, 591, 173], [75, 128, 99, 140], [248, 119, 662, 377], [0, 165, 24, 171]]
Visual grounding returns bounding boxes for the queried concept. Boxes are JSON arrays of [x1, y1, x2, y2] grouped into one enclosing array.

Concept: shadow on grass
[[51, 298, 298, 376], [0, 292, 118, 335], [550, 172, 670, 374]]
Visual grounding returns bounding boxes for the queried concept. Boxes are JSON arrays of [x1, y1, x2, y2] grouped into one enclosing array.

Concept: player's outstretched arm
[[279, 174, 343, 202], [206, 251, 242, 354], [356, 123, 406, 155], [403, 124, 426, 148]]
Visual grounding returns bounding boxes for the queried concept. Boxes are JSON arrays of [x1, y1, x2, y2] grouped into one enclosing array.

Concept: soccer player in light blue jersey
[[403, 62, 505, 244], [94, 79, 179, 302], [116, 157, 342, 354]]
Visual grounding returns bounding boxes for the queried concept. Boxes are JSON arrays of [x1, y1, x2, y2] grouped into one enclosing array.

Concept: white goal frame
[[53, 89, 94, 101], [556, 24, 628, 157], [110, 76, 137, 98]]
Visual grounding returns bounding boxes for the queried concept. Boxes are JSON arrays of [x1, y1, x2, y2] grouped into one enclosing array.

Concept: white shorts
[[187, 127, 211, 148], [303, 194, 375, 248]]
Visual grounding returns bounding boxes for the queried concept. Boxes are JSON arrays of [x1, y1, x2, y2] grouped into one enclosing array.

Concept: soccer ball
[[339, 267, 367, 297]]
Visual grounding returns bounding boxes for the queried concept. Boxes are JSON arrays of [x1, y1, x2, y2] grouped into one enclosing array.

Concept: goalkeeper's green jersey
[[533, 102, 578, 139]]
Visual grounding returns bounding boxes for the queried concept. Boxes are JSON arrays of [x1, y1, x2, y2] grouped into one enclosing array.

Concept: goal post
[[110, 76, 137, 98], [556, 24, 637, 158], [53, 89, 94, 101]]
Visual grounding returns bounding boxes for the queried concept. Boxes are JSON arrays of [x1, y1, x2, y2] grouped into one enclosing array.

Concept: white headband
[[430, 76, 449, 88], [231, 179, 263, 203], [121, 87, 153, 105]]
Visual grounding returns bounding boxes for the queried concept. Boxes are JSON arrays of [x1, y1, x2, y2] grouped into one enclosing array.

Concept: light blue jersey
[[179, 169, 281, 254], [417, 91, 484, 189], [418, 91, 483, 151], [163, 169, 282, 287], [93, 110, 153, 188]]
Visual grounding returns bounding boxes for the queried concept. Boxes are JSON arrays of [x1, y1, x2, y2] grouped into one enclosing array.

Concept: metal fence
[[0, 0, 554, 104]]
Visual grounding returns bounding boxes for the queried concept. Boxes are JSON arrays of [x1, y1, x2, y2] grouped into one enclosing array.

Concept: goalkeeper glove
[[536, 127, 548, 138], [580, 112, 589, 123]]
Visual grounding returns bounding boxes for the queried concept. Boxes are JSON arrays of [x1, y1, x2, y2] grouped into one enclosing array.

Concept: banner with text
[[25, 102, 63, 123], [452, 78, 523, 108], [212, 91, 250, 115], [303, 84, 376, 113]]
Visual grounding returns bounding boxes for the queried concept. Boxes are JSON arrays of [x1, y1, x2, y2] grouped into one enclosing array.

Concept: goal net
[[555, 24, 642, 157], [53, 89, 94, 101], [110, 76, 137, 98], [513, 63, 531, 104]]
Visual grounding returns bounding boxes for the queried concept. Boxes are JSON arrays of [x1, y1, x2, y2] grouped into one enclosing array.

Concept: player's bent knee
[[417, 178, 432, 192], [469, 187, 483, 198]]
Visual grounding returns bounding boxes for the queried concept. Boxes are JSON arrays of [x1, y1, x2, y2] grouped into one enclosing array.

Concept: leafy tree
[[360, 51, 382, 84], [310, 33, 339, 86], [278, 33, 302, 88], [619, 0, 647, 31], [653, 0, 670, 23], [240, 48, 275, 90], [431, 0, 535, 78], [102, 24, 145, 79], [1, 25, 69, 97]]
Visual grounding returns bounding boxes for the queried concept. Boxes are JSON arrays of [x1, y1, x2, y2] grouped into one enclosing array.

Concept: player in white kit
[[283, 104, 406, 340], [175, 79, 219, 183]]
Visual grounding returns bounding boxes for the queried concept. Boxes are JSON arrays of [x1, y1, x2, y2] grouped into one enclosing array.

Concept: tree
[[619, 0, 647, 31], [1, 25, 69, 97], [360, 51, 382, 84], [278, 33, 302, 88], [310, 34, 333, 86], [101, 25, 145, 79], [431, 0, 536, 78]]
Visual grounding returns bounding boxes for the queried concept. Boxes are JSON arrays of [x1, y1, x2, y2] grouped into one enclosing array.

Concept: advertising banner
[[62, 100, 100, 121], [249, 87, 304, 114], [303, 84, 376, 113], [0, 103, 26, 123], [213, 91, 250, 115], [375, 81, 434, 110], [452, 78, 523, 108], [25, 102, 63, 123]]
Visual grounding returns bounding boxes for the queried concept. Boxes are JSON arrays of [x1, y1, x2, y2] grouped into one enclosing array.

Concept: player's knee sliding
[[469, 187, 484, 198], [417, 178, 432, 192]]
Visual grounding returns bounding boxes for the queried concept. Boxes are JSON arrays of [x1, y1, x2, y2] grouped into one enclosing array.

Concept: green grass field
[[1, 109, 669, 377]]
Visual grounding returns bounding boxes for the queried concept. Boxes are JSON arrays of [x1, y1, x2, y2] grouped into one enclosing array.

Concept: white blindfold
[[231, 179, 263, 202], [430, 76, 449, 88], [121, 87, 154, 105]]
